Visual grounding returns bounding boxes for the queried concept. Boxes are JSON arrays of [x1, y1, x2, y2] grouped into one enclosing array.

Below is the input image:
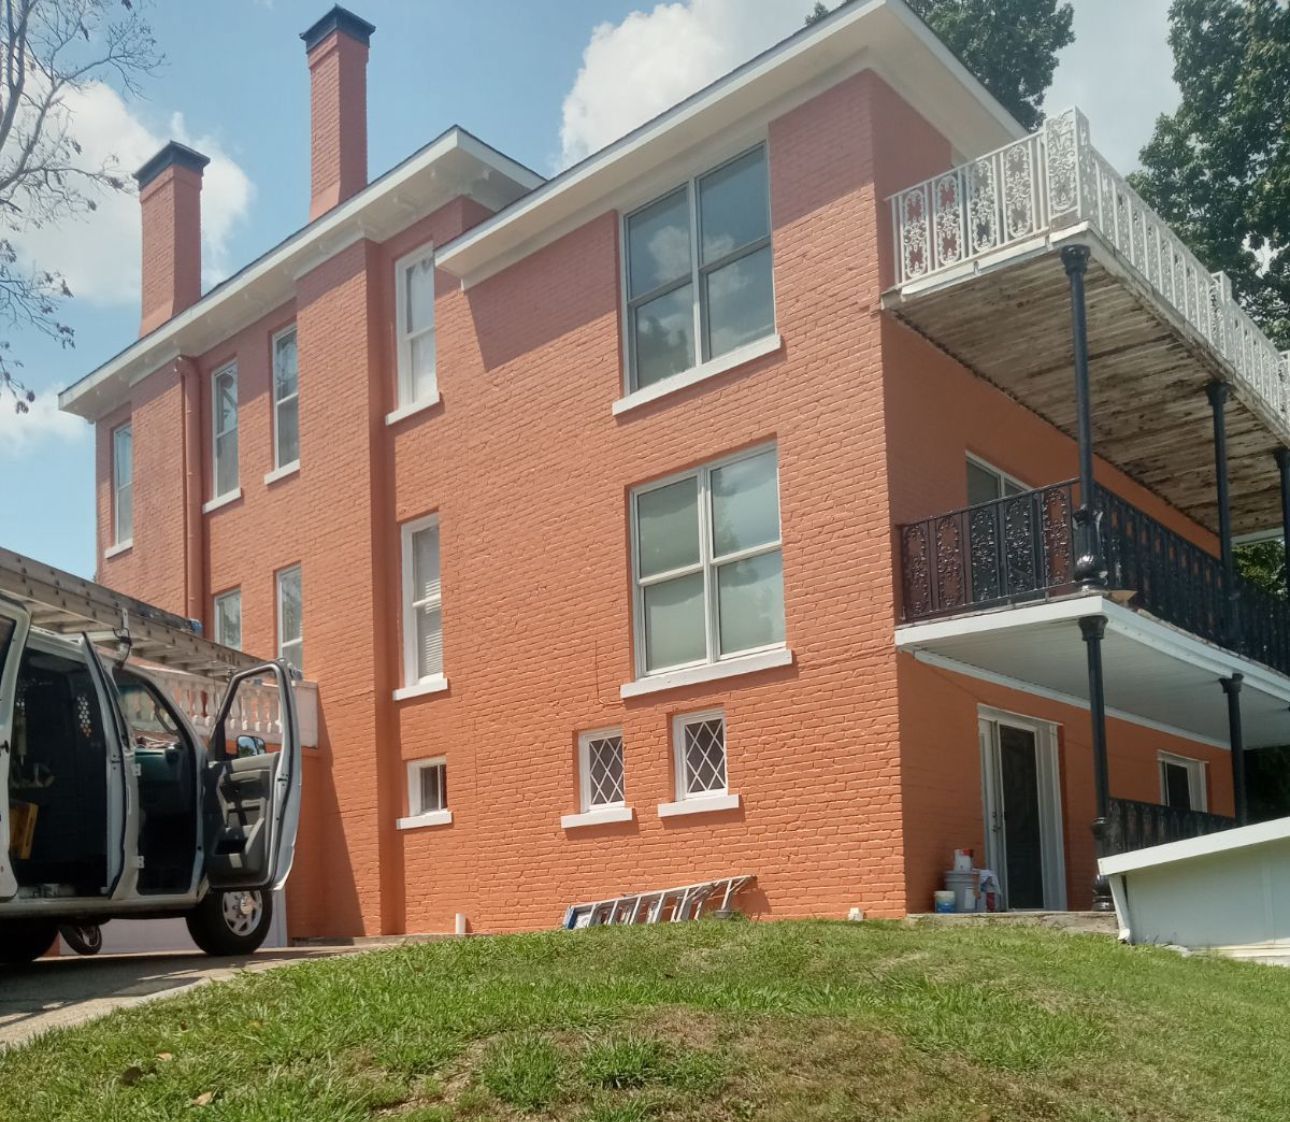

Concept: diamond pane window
[[674, 712, 727, 799], [632, 446, 785, 676], [623, 145, 774, 391], [580, 731, 626, 811]]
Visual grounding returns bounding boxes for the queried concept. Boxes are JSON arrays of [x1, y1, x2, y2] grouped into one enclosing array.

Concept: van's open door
[[201, 661, 302, 892], [0, 598, 32, 901]]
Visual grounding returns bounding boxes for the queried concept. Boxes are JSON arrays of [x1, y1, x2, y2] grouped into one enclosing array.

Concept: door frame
[[0, 597, 32, 902], [978, 706, 1067, 911]]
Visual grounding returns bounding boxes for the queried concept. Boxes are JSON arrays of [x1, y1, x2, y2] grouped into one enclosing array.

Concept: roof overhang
[[436, 0, 1023, 286], [896, 594, 1290, 750], [60, 128, 543, 422]]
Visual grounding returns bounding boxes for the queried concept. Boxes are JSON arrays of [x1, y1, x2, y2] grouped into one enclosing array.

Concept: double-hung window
[[395, 248, 437, 410], [632, 446, 784, 676], [112, 422, 133, 546], [213, 589, 242, 650], [400, 516, 443, 692], [624, 145, 774, 392], [272, 327, 299, 472], [277, 565, 302, 673], [1159, 752, 1207, 812], [212, 363, 239, 500]]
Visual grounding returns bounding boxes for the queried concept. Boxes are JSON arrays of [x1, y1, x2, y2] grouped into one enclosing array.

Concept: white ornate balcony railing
[[148, 666, 319, 749], [889, 107, 1290, 432]]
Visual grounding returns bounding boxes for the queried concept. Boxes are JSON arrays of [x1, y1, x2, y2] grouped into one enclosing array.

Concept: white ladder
[[562, 875, 755, 929]]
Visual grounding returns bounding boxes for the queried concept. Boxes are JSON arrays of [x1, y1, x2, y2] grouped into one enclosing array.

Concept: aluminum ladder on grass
[[562, 875, 755, 929]]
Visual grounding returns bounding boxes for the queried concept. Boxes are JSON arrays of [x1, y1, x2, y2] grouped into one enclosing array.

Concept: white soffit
[[896, 597, 1290, 750], [436, 0, 1023, 286], [59, 129, 542, 421]]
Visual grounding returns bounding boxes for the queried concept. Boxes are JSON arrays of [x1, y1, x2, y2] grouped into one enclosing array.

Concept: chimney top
[[300, 5, 375, 53], [134, 142, 210, 191]]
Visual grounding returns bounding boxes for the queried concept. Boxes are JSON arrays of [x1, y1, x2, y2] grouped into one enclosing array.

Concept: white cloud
[[559, 0, 815, 168], [0, 392, 88, 460], [1046, 0, 1178, 172], [9, 82, 254, 307]]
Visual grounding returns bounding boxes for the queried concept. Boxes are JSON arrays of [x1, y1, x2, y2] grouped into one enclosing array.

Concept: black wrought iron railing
[[1104, 797, 1236, 856], [899, 480, 1290, 676]]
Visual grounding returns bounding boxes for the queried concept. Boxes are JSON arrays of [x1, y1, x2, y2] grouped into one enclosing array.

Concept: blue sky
[[2, 0, 1176, 580]]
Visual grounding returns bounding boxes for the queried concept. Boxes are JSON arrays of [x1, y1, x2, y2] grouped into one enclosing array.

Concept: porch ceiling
[[883, 234, 1285, 536], [895, 594, 1290, 750]]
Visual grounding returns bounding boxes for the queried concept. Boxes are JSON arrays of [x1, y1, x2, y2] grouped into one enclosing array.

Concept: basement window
[[399, 758, 451, 829]]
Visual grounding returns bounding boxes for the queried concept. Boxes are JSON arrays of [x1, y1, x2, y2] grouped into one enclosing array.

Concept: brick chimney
[[302, 6, 375, 221], [134, 142, 209, 337]]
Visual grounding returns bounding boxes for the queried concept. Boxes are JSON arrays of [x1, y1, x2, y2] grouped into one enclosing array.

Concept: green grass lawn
[[2, 919, 1289, 1121]]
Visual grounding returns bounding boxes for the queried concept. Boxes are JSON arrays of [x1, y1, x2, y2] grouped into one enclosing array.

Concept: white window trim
[[400, 513, 443, 691], [620, 143, 774, 397], [398, 757, 451, 830], [576, 727, 627, 814], [630, 442, 785, 681], [621, 647, 793, 699], [213, 588, 242, 649], [612, 332, 782, 416], [966, 453, 1029, 501], [276, 564, 302, 670], [393, 673, 449, 702], [385, 392, 441, 427], [561, 805, 636, 829], [111, 421, 132, 547], [104, 539, 133, 560], [270, 325, 300, 473], [202, 488, 242, 515], [394, 245, 437, 410], [264, 462, 300, 486], [1158, 751, 1208, 812], [211, 361, 239, 502], [658, 708, 738, 819]]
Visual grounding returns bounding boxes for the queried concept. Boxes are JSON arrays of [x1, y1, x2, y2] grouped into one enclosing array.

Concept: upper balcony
[[884, 108, 1290, 535]]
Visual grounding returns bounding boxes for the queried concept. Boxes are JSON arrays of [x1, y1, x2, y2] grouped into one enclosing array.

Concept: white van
[[0, 576, 302, 965]]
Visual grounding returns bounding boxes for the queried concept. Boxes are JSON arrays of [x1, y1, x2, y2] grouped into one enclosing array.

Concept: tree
[[0, 0, 159, 412], [1131, 0, 1290, 350], [807, 1, 1074, 131]]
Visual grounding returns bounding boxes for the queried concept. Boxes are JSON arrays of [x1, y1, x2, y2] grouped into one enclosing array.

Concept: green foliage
[[582, 1034, 669, 1090], [479, 1033, 563, 1110], [806, 1, 1074, 131], [1131, 0, 1290, 349], [1236, 539, 1286, 599]]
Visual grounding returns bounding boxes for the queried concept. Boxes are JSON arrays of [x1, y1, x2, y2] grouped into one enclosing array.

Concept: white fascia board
[[59, 128, 542, 422], [1099, 815, 1290, 877], [436, 0, 1022, 286]]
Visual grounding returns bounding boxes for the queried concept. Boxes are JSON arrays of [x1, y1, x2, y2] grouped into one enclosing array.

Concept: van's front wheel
[[186, 890, 273, 956], [0, 919, 58, 965]]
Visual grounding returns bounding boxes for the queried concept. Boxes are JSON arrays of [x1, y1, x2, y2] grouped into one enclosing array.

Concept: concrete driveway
[[0, 946, 360, 1050]]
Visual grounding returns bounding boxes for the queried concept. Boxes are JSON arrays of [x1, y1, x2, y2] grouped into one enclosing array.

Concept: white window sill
[[658, 793, 741, 818], [393, 674, 449, 702], [612, 333, 782, 417], [385, 392, 441, 427], [561, 805, 635, 830], [203, 489, 242, 515], [620, 647, 793, 699], [104, 540, 133, 560], [264, 461, 300, 486], [396, 809, 453, 831]]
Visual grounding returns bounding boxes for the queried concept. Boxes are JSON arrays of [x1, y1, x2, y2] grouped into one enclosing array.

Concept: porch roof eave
[[895, 594, 1290, 750]]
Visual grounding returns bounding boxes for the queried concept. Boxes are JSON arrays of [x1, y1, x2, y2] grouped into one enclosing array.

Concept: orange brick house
[[59, 0, 1290, 937]]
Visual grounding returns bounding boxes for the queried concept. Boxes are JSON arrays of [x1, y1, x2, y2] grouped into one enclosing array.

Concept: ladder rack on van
[[0, 546, 257, 679]]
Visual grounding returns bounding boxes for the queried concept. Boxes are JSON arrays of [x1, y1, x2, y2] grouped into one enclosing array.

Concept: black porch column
[[1276, 447, 1290, 601], [1221, 673, 1248, 825], [1207, 381, 1241, 647], [1062, 245, 1105, 588], [1080, 614, 1114, 911]]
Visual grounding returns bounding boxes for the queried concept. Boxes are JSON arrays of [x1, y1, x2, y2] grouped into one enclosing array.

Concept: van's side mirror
[[235, 735, 266, 758]]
